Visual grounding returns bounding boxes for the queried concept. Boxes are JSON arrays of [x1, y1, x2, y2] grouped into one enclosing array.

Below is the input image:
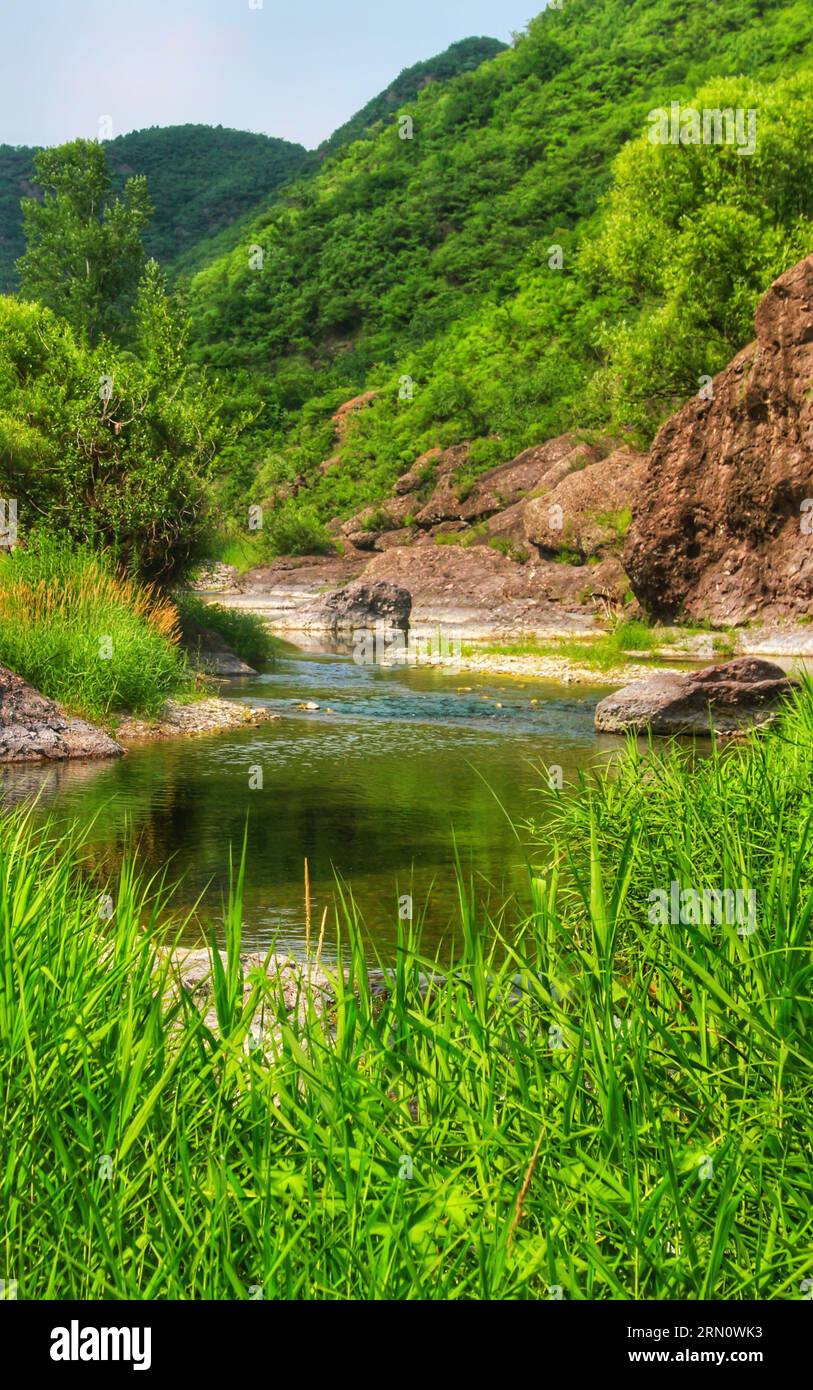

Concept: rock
[[459, 436, 604, 524], [394, 448, 443, 495], [362, 542, 621, 631], [594, 658, 794, 735], [340, 494, 415, 550], [331, 390, 378, 441], [625, 255, 813, 624], [179, 613, 257, 676], [0, 665, 124, 763], [305, 579, 412, 634], [522, 446, 646, 557], [116, 699, 276, 742], [164, 948, 335, 1048], [191, 563, 244, 595]]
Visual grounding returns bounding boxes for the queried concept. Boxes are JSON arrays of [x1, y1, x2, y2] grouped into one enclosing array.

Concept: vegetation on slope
[[0, 38, 505, 294], [318, 36, 507, 158], [185, 0, 813, 541]]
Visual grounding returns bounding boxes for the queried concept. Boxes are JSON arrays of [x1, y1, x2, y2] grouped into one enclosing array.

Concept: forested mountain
[[0, 145, 37, 291], [183, 0, 813, 531], [317, 36, 507, 158], [0, 126, 310, 291], [0, 37, 504, 292]]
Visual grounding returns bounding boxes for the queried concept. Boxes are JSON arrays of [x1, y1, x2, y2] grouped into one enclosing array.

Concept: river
[[1, 643, 623, 960]]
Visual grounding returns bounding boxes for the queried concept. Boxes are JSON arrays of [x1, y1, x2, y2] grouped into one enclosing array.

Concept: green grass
[[0, 539, 192, 719], [174, 592, 280, 669], [473, 620, 665, 672], [210, 534, 265, 574], [1, 685, 811, 1298]]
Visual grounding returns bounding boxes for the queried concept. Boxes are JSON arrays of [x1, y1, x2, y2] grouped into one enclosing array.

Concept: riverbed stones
[[165, 948, 336, 1046], [116, 698, 276, 742], [594, 657, 795, 735], [0, 665, 124, 763]]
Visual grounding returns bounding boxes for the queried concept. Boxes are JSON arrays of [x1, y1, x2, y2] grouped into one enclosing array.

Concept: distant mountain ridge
[[0, 126, 310, 293], [0, 36, 504, 291]]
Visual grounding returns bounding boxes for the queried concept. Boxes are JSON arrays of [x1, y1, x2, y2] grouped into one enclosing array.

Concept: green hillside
[[0, 145, 38, 291], [184, 0, 813, 536], [0, 125, 310, 292], [317, 36, 507, 158], [0, 39, 504, 293]]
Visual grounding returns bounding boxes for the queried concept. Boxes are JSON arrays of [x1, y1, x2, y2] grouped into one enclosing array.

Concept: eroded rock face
[[594, 658, 794, 735], [523, 447, 647, 558], [625, 256, 813, 624], [0, 665, 124, 763]]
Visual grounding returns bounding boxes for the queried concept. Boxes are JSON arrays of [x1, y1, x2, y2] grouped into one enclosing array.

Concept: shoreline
[[114, 697, 277, 744]]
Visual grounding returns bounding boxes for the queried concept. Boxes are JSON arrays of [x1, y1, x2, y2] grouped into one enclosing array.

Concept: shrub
[[174, 592, 278, 668], [262, 501, 336, 557]]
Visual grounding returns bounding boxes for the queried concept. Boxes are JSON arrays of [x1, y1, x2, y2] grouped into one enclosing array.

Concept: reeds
[[0, 538, 190, 718], [0, 687, 811, 1299]]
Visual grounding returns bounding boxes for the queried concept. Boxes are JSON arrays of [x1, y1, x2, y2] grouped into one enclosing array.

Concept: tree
[[17, 139, 151, 345], [0, 295, 221, 579]]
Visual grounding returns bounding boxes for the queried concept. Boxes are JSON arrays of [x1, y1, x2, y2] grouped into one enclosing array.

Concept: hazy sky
[[0, 1, 539, 150]]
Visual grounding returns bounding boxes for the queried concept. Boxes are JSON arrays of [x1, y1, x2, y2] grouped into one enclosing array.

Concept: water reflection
[[1, 647, 618, 959]]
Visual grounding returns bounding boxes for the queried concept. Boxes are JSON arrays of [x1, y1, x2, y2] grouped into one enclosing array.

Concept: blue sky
[[0, 1, 539, 149]]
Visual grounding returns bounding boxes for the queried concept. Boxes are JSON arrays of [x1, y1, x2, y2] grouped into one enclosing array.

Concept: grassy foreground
[[1, 690, 811, 1299]]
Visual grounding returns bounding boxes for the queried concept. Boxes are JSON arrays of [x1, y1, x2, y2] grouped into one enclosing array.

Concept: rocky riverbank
[[196, 256, 813, 656], [115, 698, 277, 744]]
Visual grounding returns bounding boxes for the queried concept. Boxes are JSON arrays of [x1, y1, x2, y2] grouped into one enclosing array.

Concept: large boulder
[[625, 256, 813, 624], [303, 579, 412, 634], [594, 658, 794, 735], [522, 447, 647, 558], [0, 666, 124, 763]]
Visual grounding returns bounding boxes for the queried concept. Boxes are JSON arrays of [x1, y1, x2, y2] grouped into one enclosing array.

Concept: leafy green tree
[[17, 139, 151, 345], [0, 295, 221, 579]]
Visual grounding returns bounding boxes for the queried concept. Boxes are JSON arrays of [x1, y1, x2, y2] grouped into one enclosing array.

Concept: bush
[[0, 539, 191, 718], [262, 501, 336, 557], [0, 294, 221, 580], [174, 592, 278, 668]]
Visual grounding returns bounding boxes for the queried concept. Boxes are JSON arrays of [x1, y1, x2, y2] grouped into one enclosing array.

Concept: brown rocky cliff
[[625, 255, 813, 624]]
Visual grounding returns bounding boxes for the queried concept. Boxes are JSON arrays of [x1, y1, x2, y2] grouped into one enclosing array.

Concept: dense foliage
[[0, 125, 311, 292], [0, 288, 222, 579], [185, 0, 813, 538]]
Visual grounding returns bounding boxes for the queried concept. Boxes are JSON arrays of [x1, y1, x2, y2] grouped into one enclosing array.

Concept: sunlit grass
[[1, 686, 811, 1298], [0, 538, 192, 719]]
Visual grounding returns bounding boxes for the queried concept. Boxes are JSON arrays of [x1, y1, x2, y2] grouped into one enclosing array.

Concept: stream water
[[2, 644, 624, 960]]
